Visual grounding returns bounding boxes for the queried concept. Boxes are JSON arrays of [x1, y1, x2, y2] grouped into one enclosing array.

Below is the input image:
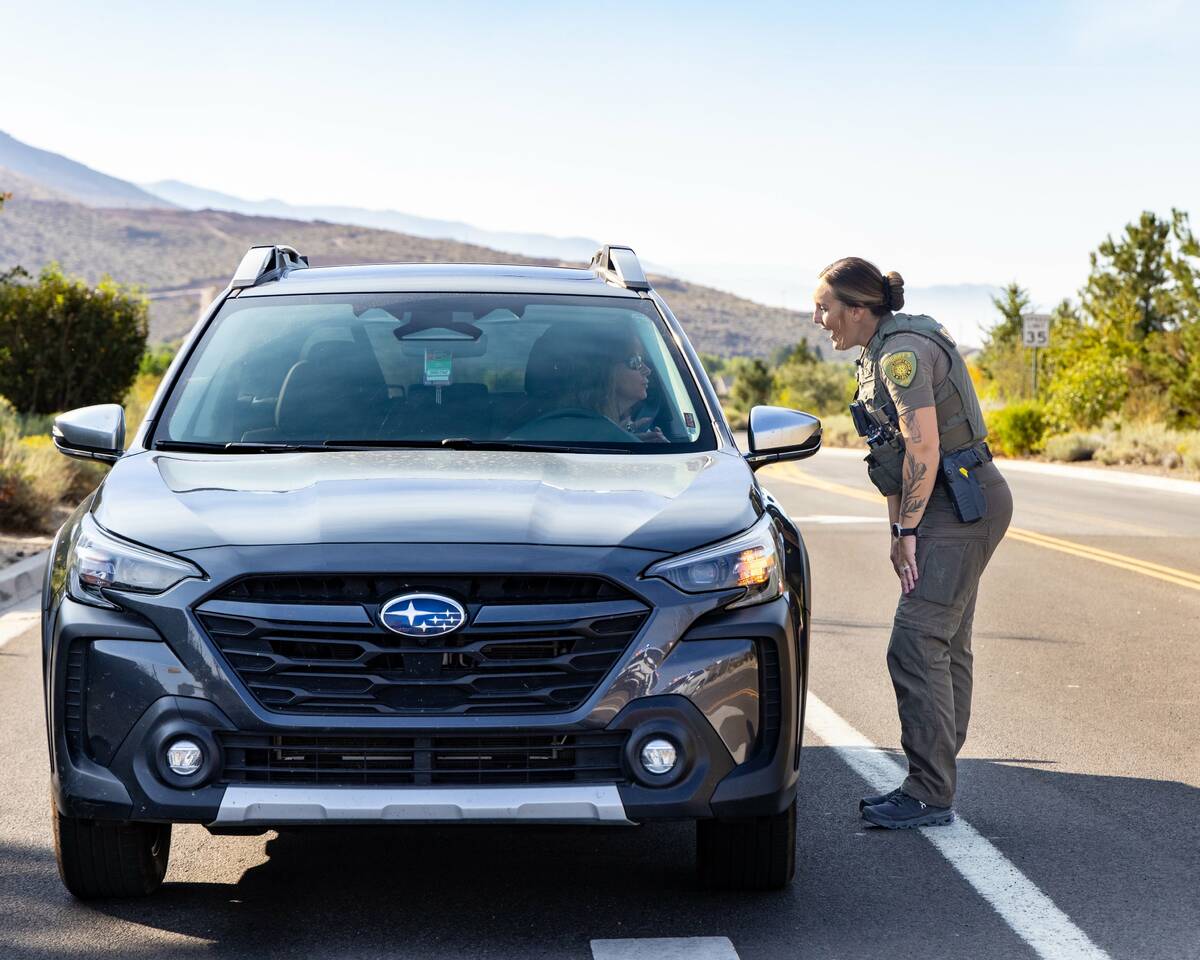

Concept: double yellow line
[[773, 463, 1200, 594], [1005, 527, 1200, 591]]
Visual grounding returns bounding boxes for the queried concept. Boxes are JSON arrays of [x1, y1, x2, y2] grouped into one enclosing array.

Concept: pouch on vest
[[939, 448, 987, 523], [865, 440, 905, 496]]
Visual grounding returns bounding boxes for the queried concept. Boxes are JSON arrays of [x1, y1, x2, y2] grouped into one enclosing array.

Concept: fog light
[[639, 738, 678, 775], [166, 738, 204, 776]]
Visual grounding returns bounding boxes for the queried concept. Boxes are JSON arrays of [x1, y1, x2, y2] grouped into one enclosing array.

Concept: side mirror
[[52, 404, 126, 464], [744, 405, 821, 470]]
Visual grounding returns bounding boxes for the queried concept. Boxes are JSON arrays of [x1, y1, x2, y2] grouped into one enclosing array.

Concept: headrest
[[524, 327, 579, 398], [301, 337, 387, 393], [275, 360, 372, 438]]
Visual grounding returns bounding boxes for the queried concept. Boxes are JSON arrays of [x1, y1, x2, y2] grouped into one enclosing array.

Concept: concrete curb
[[0, 550, 49, 608]]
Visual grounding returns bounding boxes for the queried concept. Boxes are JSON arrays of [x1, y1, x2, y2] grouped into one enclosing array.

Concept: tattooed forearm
[[899, 450, 930, 520], [901, 409, 922, 443]]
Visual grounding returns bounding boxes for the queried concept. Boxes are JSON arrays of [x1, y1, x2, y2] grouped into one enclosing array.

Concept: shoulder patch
[[882, 351, 917, 387]]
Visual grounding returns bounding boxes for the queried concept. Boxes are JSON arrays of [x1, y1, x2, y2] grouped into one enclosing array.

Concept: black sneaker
[[862, 791, 954, 829], [859, 786, 904, 813]]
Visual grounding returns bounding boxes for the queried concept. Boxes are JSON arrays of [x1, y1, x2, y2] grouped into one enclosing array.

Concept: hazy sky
[[3, 0, 1198, 316]]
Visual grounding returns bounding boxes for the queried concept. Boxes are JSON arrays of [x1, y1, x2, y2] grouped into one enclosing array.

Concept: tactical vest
[[854, 313, 987, 493]]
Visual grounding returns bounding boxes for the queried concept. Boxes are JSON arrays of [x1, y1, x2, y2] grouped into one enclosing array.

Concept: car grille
[[215, 574, 630, 605], [217, 730, 629, 786], [196, 574, 649, 716]]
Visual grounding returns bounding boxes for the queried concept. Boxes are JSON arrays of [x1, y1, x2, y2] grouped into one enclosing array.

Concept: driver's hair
[[542, 320, 635, 417]]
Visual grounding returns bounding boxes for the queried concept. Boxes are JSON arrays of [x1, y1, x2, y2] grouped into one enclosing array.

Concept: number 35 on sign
[[1022, 315, 1050, 348]]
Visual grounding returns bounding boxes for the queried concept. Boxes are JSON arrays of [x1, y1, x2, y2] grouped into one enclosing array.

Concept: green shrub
[[986, 401, 1048, 456], [1043, 432, 1104, 462], [0, 264, 148, 415], [771, 359, 856, 418], [139, 346, 176, 377], [728, 357, 772, 413]]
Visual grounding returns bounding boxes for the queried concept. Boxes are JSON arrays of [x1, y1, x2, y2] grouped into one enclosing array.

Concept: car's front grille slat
[[218, 730, 629, 786], [198, 574, 648, 716]]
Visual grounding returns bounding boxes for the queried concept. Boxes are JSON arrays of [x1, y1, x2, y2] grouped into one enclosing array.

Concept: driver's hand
[[636, 427, 668, 443]]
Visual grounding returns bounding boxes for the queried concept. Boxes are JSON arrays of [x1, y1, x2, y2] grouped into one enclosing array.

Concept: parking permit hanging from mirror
[[424, 349, 452, 404]]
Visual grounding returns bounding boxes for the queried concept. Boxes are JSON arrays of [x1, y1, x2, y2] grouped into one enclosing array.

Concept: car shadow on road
[[1, 747, 1196, 960]]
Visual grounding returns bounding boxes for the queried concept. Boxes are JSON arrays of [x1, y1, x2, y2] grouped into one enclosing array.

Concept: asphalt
[[0, 451, 1197, 959]]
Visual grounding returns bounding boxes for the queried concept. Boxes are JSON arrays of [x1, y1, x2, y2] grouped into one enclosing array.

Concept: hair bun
[[883, 271, 905, 312]]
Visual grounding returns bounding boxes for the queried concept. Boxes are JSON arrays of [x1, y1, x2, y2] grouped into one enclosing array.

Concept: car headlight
[[67, 513, 205, 608], [644, 514, 783, 609]]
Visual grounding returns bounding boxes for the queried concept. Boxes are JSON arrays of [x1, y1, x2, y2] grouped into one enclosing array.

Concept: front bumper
[[45, 543, 806, 826], [214, 784, 633, 825]]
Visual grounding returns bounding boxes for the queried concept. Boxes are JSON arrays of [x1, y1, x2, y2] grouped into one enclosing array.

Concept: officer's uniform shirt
[[878, 332, 950, 423]]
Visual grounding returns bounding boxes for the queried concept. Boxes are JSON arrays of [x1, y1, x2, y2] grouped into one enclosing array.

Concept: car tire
[[696, 798, 796, 890], [52, 797, 171, 899]]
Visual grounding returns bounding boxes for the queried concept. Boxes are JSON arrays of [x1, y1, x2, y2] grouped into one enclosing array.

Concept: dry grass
[[1090, 423, 1200, 474], [1042, 432, 1104, 462], [0, 383, 133, 534]]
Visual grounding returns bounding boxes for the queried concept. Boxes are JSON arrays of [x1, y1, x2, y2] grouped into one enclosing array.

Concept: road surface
[[1, 449, 1196, 959]]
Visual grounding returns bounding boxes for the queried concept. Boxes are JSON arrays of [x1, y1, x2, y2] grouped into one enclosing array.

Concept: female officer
[[813, 257, 1013, 829]]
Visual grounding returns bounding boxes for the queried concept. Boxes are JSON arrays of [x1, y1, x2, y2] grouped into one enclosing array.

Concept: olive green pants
[[887, 461, 1012, 808]]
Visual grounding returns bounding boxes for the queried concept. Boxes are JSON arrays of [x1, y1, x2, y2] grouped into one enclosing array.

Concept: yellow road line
[[1008, 527, 1200, 587], [769, 464, 882, 506], [1018, 503, 1165, 538], [769, 462, 1200, 593]]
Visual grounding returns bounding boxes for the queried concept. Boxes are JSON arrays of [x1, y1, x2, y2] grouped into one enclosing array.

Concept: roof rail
[[590, 244, 650, 292], [230, 244, 309, 289]]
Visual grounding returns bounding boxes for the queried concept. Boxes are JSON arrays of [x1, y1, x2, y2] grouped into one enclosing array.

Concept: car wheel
[[52, 795, 171, 899], [696, 798, 796, 890]]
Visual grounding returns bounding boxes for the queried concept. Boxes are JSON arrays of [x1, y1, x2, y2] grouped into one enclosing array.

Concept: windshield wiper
[[155, 440, 331, 453], [322, 438, 632, 454], [320, 439, 444, 449], [438, 438, 632, 455], [156, 438, 632, 455]]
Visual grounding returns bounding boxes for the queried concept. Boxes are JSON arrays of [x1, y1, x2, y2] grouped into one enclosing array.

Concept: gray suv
[[43, 244, 821, 897]]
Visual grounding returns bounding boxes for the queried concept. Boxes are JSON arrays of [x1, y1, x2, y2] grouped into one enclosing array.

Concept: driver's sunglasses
[[624, 354, 648, 370]]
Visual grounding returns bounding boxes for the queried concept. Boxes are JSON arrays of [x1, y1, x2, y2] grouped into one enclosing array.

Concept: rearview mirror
[[52, 404, 125, 464], [744, 406, 821, 470]]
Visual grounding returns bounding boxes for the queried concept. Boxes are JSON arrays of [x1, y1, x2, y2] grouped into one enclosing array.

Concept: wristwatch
[[891, 523, 918, 538]]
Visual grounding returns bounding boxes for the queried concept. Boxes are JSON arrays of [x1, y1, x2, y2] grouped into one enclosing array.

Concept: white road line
[[805, 693, 1112, 960], [816, 444, 1200, 496], [592, 938, 738, 959], [0, 595, 39, 651]]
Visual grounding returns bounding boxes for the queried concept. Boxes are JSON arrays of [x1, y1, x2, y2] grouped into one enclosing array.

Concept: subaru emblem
[[379, 593, 466, 638]]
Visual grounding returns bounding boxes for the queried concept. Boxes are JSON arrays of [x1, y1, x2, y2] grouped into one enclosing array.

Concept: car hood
[[92, 448, 759, 555]]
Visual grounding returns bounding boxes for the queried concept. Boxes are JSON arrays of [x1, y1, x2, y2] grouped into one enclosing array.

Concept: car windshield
[[154, 292, 714, 452]]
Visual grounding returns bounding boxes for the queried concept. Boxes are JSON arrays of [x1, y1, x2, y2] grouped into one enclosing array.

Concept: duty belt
[[949, 441, 992, 465]]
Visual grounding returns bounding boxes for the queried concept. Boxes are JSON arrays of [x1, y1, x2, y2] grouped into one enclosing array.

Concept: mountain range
[[0, 130, 851, 357], [0, 130, 172, 210], [140, 179, 607, 265], [1, 128, 1000, 354]]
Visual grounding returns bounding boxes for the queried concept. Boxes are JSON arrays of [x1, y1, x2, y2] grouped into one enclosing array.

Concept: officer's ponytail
[[819, 257, 905, 316]]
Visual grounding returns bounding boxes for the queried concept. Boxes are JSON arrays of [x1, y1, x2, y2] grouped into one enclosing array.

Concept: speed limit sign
[[1022, 315, 1049, 348]]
